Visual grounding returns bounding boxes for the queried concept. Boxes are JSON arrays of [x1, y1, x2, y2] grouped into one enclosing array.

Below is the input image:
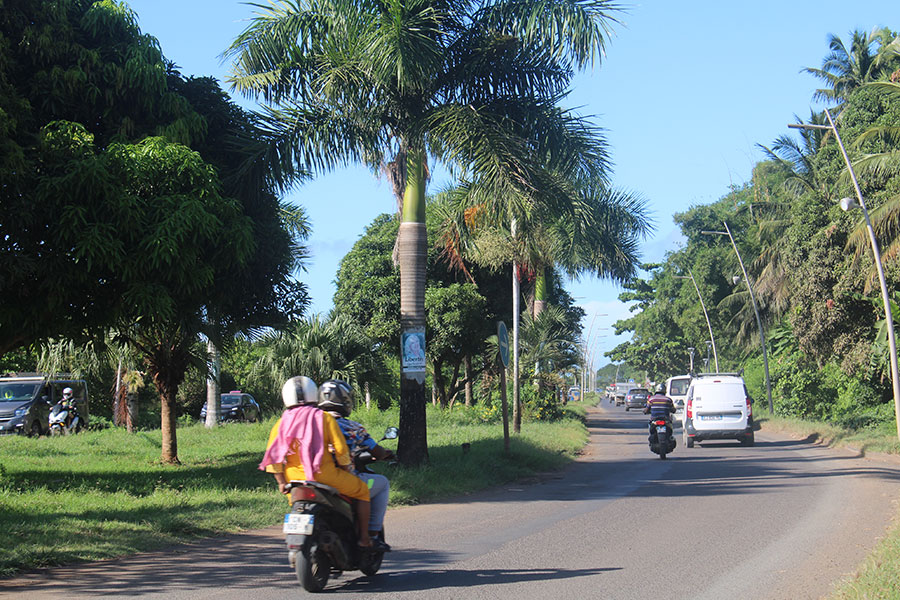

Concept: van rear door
[[692, 381, 747, 431]]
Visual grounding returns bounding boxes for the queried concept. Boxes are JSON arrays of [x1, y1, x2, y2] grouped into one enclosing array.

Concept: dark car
[[200, 391, 260, 423], [624, 388, 650, 411]]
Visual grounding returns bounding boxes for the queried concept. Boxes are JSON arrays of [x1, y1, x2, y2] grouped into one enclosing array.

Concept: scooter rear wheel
[[297, 538, 330, 592]]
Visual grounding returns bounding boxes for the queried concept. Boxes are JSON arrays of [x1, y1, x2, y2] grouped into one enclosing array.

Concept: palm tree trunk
[[397, 148, 428, 465], [512, 258, 521, 434], [205, 338, 220, 428], [533, 267, 548, 318], [464, 354, 473, 407]]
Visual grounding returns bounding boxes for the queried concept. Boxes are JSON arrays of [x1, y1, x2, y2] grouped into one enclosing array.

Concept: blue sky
[[126, 1, 895, 368]]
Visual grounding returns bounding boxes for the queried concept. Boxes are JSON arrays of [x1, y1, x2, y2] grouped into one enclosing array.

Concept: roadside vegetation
[[0, 403, 587, 577]]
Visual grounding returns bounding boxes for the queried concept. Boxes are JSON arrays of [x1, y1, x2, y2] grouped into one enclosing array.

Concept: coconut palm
[[226, 0, 625, 464], [804, 27, 900, 111]]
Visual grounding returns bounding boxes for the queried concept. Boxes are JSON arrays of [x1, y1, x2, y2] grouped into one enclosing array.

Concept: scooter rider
[[259, 376, 381, 550], [318, 380, 393, 551], [59, 387, 78, 428], [644, 385, 676, 434]]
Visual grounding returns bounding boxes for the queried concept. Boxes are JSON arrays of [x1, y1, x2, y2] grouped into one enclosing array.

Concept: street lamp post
[[702, 222, 774, 414], [674, 270, 719, 371], [789, 108, 900, 440], [688, 347, 695, 372]]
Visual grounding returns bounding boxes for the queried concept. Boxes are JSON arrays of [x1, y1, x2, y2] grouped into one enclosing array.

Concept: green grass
[[756, 413, 900, 455], [0, 404, 587, 576], [753, 413, 900, 599]]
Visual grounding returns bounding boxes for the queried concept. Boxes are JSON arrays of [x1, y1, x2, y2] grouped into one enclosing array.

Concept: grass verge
[[753, 413, 900, 599], [756, 413, 900, 455], [0, 403, 587, 577]]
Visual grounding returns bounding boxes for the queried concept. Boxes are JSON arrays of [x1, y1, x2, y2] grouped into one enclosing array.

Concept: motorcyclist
[[644, 385, 676, 436], [259, 376, 380, 549], [59, 387, 78, 429], [318, 380, 393, 551]]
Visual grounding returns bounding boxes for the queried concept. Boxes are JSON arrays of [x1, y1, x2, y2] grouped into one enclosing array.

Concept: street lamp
[[789, 108, 900, 441], [674, 270, 719, 371], [702, 222, 774, 415]]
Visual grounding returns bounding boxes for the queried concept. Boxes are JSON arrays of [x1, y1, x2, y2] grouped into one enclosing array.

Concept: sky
[[126, 0, 896, 369]]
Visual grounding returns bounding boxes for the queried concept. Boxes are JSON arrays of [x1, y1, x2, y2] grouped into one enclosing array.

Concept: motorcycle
[[48, 400, 82, 435], [283, 426, 398, 592], [648, 419, 676, 459]]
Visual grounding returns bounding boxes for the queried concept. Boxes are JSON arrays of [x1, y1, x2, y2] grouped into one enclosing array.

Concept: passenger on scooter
[[259, 376, 378, 549], [644, 385, 676, 434], [317, 380, 393, 551]]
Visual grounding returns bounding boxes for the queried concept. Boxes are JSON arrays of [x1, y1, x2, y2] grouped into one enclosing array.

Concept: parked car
[[200, 391, 261, 423], [624, 388, 650, 411], [0, 374, 90, 436], [683, 373, 754, 447], [666, 374, 692, 418]]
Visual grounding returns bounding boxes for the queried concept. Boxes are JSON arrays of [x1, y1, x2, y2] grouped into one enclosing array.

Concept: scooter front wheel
[[297, 537, 331, 592]]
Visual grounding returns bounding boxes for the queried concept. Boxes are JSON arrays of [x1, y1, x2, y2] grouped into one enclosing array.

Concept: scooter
[[648, 419, 676, 459], [283, 426, 398, 592], [48, 400, 82, 435]]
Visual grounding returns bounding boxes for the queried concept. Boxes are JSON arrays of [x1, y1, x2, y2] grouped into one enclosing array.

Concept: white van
[[683, 373, 754, 448], [665, 374, 691, 417]]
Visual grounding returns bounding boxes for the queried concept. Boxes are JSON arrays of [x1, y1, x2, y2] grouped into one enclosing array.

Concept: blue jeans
[[358, 473, 389, 531]]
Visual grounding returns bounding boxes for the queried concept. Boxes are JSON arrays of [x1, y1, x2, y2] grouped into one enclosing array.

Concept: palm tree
[[804, 27, 900, 111], [254, 313, 385, 401], [225, 0, 625, 464]]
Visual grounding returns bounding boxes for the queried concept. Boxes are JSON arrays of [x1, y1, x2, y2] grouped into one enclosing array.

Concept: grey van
[[0, 374, 90, 436]]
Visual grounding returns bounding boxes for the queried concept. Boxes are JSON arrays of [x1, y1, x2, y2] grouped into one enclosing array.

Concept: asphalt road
[[3, 403, 900, 599]]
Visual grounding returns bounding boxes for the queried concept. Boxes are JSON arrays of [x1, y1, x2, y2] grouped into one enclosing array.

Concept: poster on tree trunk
[[401, 328, 426, 373]]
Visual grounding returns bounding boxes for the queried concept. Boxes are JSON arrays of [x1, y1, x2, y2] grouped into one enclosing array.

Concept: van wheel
[[741, 434, 755, 447]]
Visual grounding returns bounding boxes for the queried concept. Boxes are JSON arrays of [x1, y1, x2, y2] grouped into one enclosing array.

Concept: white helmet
[[281, 376, 318, 408]]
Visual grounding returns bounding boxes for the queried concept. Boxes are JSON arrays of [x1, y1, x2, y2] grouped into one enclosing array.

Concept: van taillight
[[687, 398, 693, 419], [746, 396, 752, 417]]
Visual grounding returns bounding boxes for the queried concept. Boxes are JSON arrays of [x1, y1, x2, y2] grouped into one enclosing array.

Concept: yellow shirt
[[264, 409, 369, 501]]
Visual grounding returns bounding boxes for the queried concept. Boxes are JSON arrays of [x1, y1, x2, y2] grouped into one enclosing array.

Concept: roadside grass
[[830, 512, 900, 600], [753, 412, 900, 599], [0, 403, 587, 576], [755, 413, 900, 455]]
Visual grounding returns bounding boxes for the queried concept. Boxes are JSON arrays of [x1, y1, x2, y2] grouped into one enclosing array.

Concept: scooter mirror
[[382, 426, 398, 440]]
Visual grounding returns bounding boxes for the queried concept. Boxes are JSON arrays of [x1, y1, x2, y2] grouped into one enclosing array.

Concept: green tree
[[0, 0, 207, 355], [226, 0, 625, 465], [425, 283, 490, 407]]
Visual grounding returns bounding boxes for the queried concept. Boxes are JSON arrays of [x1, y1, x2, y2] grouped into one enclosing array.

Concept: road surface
[[3, 404, 899, 599]]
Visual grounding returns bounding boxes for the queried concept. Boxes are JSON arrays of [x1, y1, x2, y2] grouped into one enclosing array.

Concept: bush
[[86, 415, 113, 431]]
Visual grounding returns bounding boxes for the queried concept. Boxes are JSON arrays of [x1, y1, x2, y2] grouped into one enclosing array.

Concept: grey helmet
[[281, 376, 318, 409], [318, 380, 353, 417]]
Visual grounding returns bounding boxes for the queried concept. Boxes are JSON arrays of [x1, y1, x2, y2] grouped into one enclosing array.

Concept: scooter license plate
[[656, 426, 667, 435], [283, 513, 314, 535]]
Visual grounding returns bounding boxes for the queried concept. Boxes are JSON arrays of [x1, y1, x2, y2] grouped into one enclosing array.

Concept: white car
[[683, 373, 754, 448]]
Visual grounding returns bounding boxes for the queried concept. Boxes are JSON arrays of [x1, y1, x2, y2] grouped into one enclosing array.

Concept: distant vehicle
[[0, 374, 90, 436], [613, 382, 632, 406], [624, 388, 650, 411], [200, 391, 261, 423], [567, 387, 581, 402], [683, 373, 754, 448], [666, 375, 692, 418]]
